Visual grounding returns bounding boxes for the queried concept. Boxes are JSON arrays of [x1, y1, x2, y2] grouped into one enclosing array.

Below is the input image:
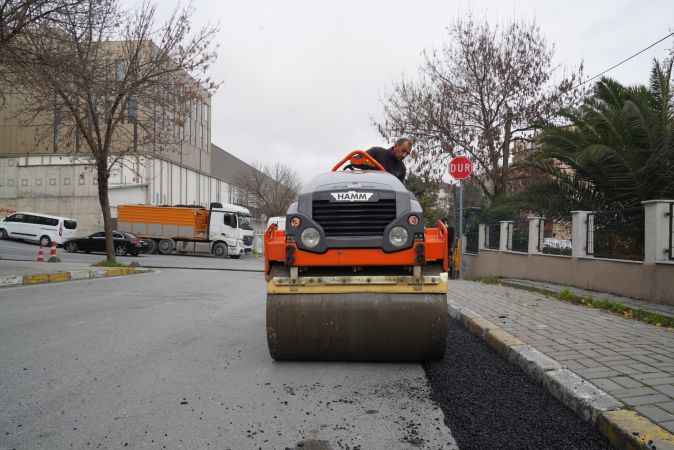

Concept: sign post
[[449, 156, 473, 278]]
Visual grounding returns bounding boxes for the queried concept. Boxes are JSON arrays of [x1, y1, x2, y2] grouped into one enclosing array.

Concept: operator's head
[[392, 137, 414, 161]]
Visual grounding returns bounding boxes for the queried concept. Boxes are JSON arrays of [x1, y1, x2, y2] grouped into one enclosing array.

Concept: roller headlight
[[389, 226, 408, 247], [300, 227, 321, 249]]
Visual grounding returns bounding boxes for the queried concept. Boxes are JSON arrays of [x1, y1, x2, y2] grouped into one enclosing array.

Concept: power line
[[573, 31, 674, 90]]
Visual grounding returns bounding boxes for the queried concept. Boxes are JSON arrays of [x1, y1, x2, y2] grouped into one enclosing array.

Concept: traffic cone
[[36, 245, 45, 262], [48, 241, 61, 263]]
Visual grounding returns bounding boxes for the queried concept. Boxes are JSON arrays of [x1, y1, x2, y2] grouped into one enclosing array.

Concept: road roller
[[263, 150, 449, 361]]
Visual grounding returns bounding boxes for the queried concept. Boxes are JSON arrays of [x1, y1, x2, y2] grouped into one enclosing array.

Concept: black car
[[64, 231, 145, 256]]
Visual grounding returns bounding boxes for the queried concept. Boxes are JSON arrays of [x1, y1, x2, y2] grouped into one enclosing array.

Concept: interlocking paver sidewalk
[[449, 280, 674, 433]]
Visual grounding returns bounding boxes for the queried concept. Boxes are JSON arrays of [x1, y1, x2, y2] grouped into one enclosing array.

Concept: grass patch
[[475, 278, 674, 330], [469, 275, 502, 285], [92, 259, 128, 268]]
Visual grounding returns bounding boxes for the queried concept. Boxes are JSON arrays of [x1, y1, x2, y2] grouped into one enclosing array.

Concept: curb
[[447, 300, 674, 450], [0, 267, 152, 288]]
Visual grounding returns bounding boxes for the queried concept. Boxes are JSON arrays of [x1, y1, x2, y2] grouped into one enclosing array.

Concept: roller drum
[[266, 292, 448, 361]]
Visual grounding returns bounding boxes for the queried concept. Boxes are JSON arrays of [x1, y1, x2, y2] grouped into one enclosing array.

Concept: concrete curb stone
[[0, 275, 23, 287], [0, 266, 152, 289], [447, 302, 674, 450]]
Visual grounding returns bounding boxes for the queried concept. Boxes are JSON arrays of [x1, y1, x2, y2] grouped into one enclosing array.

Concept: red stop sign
[[449, 156, 473, 180]]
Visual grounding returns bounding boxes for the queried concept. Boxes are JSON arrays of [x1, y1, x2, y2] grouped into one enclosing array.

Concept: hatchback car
[[64, 231, 145, 256]]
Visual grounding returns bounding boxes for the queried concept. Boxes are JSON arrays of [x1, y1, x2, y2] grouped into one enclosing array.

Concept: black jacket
[[366, 147, 406, 182]]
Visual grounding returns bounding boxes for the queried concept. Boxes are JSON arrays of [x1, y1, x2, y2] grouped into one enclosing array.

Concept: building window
[[8, 159, 15, 167], [21, 179, 28, 186], [8, 179, 15, 186], [36, 179, 42, 186], [78, 173, 85, 185], [115, 60, 125, 81], [93, 178, 97, 185], [64, 177, 71, 186], [49, 178, 56, 186]]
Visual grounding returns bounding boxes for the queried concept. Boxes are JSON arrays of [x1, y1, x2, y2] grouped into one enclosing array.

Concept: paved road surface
[[0, 239, 263, 271], [0, 240, 615, 449], [0, 268, 454, 449]]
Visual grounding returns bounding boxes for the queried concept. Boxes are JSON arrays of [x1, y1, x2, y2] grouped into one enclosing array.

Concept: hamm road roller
[[264, 150, 449, 361]]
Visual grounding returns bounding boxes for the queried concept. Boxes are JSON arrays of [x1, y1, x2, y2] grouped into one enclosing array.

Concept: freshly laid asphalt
[[425, 319, 614, 450]]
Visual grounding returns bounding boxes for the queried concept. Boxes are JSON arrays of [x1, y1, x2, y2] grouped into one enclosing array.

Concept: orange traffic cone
[[48, 241, 61, 263], [36, 245, 45, 262]]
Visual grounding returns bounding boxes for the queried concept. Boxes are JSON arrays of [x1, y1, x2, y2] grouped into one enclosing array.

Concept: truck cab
[[208, 204, 255, 257]]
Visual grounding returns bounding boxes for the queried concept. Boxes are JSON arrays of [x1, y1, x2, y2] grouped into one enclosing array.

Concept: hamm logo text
[[330, 191, 374, 202]]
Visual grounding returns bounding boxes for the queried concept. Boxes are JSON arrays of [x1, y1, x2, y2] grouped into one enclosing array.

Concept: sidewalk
[[448, 280, 674, 442], [0, 260, 150, 287]]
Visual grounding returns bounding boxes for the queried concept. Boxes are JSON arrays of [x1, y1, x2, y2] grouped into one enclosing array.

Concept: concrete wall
[[0, 155, 235, 236], [464, 250, 674, 307]]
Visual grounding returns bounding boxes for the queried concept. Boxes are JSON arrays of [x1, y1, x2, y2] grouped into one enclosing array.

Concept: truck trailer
[[117, 203, 254, 258]]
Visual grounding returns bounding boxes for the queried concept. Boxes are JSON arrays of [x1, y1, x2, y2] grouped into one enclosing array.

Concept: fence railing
[[667, 203, 674, 261], [485, 223, 500, 250], [466, 225, 479, 254], [462, 201, 672, 263], [506, 220, 529, 252], [587, 207, 644, 261]]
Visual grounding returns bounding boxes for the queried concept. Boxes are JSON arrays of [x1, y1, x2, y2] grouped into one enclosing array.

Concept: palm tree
[[524, 57, 674, 218]]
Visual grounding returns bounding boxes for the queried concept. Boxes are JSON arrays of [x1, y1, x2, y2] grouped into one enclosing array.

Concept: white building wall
[[0, 155, 236, 235]]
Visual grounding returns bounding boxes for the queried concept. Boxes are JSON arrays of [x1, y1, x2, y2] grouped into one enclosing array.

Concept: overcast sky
[[184, 0, 673, 183]]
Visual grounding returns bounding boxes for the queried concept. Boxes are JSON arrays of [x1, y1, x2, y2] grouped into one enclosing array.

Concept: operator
[[366, 137, 413, 182]]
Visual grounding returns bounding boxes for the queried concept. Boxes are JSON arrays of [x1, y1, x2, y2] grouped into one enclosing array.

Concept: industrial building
[[0, 89, 267, 235]]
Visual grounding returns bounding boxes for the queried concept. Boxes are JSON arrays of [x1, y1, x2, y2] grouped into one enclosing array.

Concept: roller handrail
[[331, 150, 385, 172]]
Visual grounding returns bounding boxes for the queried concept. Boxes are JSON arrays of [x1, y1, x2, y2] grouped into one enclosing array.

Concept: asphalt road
[[0, 239, 263, 271], [0, 239, 614, 449], [0, 267, 454, 450]]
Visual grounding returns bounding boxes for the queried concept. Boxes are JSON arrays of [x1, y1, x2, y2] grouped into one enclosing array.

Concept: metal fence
[[485, 223, 500, 250], [587, 207, 644, 261], [506, 220, 529, 253], [667, 203, 674, 261], [466, 224, 479, 254]]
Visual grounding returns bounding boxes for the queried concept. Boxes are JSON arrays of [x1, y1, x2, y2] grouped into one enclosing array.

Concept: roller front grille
[[312, 199, 396, 237]]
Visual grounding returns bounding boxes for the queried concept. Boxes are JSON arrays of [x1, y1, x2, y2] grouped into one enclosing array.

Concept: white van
[[0, 212, 78, 246]]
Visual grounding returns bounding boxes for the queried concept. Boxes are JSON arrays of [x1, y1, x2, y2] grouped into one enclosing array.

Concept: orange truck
[[117, 203, 255, 258]]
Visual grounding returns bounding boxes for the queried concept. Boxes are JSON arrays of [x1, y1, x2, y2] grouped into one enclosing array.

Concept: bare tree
[[375, 17, 585, 201], [0, 0, 84, 47], [1, 0, 86, 99], [4, 0, 219, 262], [236, 163, 301, 219]]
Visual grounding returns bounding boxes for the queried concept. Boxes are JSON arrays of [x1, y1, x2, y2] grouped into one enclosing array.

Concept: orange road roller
[[264, 151, 449, 361]]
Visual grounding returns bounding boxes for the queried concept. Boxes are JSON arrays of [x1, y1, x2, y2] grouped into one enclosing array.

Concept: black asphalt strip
[[424, 318, 614, 450]]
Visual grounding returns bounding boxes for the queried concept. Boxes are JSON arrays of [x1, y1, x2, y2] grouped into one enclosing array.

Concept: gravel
[[424, 318, 615, 450]]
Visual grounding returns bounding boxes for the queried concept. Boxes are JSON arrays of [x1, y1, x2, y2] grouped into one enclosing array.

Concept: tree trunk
[[501, 111, 513, 195], [96, 157, 115, 263]]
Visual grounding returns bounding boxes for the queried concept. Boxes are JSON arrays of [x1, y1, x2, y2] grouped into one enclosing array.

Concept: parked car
[[0, 211, 78, 246], [64, 231, 146, 256]]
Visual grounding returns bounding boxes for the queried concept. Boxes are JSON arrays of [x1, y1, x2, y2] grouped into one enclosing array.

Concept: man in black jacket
[[366, 137, 413, 182]]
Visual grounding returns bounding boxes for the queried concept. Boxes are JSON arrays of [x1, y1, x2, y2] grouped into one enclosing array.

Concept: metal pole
[[458, 180, 464, 279], [458, 180, 464, 239]]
